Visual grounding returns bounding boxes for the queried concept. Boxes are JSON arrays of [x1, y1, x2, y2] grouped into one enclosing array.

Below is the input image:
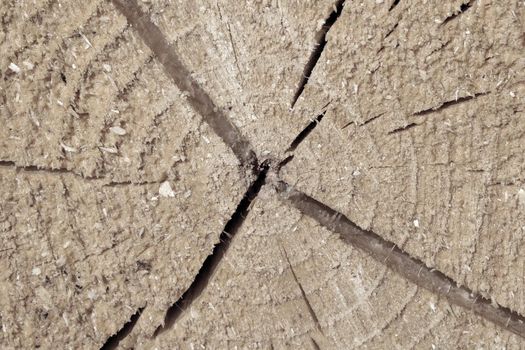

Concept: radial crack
[[0, 160, 101, 180], [311, 337, 321, 350], [276, 181, 525, 339], [384, 22, 398, 39], [388, 122, 418, 135], [389, 0, 401, 12], [280, 245, 323, 334], [290, 0, 346, 108], [413, 92, 488, 116], [286, 112, 326, 153], [111, 0, 257, 170], [442, 0, 475, 25], [102, 179, 166, 187], [100, 307, 144, 350], [153, 161, 270, 336]]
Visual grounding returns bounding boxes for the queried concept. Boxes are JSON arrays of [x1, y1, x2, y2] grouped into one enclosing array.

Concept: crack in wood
[[290, 0, 346, 108], [0, 160, 172, 187], [275, 181, 525, 339], [111, 0, 257, 171], [384, 22, 398, 39], [389, 0, 401, 12], [280, 245, 324, 335], [413, 92, 488, 116], [153, 161, 270, 337], [0, 160, 101, 180], [100, 307, 144, 350], [388, 122, 418, 135], [102, 179, 165, 187], [442, 0, 475, 25], [286, 112, 326, 153], [311, 336, 321, 350], [47, 0, 520, 345], [341, 112, 386, 130]]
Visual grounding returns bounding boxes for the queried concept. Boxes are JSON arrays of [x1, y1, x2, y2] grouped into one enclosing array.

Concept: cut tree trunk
[[1, 0, 524, 349]]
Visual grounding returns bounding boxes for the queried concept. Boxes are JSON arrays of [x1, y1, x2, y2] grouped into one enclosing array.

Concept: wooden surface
[[1, 0, 524, 348]]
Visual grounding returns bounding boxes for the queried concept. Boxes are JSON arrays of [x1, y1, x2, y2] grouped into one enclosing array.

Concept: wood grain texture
[[1, 0, 524, 348]]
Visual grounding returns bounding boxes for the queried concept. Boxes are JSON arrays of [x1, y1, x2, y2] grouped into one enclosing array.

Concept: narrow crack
[[0, 160, 101, 180], [276, 181, 525, 339], [384, 22, 398, 39], [362, 112, 386, 126], [280, 245, 323, 334], [389, 0, 401, 12], [286, 112, 325, 153], [290, 0, 346, 108], [311, 337, 321, 350], [0, 160, 169, 186], [341, 112, 386, 130], [100, 307, 144, 350], [387, 122, 418, 135], [442, 0, 475, 25], [153, 161, 270, 337], [111, 0, 257, 171], [413, 92, 488, 116], [341, 120, 354, 130], [102, 179, 166, 187], [277, 155, 295, 170]]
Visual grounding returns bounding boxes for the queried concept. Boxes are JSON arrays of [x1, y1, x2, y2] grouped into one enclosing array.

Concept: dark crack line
[[362, 112, 386, 126], [290, 0, 346, 108], [413, 92, 488, 116], [341, 120, 354, 130], [384, 22, 398, 39], [442, 0, 475, 25], [0, 160, 169, 186], [100, 307, 144, 350], [311, 336, 321, 350], [341, 112, 386, 130], [388, 122, 418, 135], [280, 245, 323, 334], [102, 179, 166, 187], [286, 112, 326, 153], [153, 161, 270, 337], [277, 154, 295, 171], [275, 181, 525, 339], [389, 0, 401, 12], [0, 160, 101, 180], [111, 0, 257, 170]]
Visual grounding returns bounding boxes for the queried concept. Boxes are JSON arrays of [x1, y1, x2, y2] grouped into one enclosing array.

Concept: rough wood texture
[[1, 0, 524, 348], [281, 0, 525, 317], [145, 188, 523, 349]]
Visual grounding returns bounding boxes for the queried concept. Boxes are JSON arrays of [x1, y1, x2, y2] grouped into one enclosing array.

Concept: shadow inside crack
[[100, 307, 144, 350], [291, 0, 346, 108], [153, 161, 270, 337], [277, 182, 525, 339]]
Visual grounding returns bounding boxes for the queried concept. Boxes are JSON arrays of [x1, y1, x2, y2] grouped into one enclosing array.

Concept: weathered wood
[[1, 0, 524, 348]]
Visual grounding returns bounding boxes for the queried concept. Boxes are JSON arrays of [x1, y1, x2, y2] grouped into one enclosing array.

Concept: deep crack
[[290, 0, 346, 108], [389, 0, 401, 12], [286, 111, 326, 152], [442, 0, 475, 25], [413, 91, 488, 116], [100, 307, 144, 350], [153, 161, 270, 337], [276, 181, 525, 339], [388, 122, 418, 135], [111, 0, 257, 170]]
